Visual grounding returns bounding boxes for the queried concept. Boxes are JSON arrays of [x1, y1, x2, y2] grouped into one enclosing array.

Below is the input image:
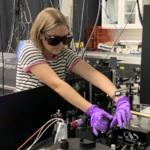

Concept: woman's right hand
[[86, 105, 113, 136]]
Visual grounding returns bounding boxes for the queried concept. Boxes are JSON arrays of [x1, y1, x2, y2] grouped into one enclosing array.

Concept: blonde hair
[[30, 8, 69, 53]]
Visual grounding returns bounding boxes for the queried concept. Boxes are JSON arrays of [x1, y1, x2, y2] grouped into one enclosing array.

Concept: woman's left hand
[[110, 96, 133, 129]]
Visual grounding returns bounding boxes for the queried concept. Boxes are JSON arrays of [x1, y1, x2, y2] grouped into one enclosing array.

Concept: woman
[[16, 8, 132, 136]]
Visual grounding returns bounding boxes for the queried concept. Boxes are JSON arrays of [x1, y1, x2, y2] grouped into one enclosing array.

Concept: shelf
[[125, 12, 135, 14], [125, 1, 136, 4], [125, 0, 136, 2]]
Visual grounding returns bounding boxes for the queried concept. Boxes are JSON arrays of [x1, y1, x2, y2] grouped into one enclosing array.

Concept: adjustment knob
[[59, 139, 69, 149], [86, 60, 90, 64], [96, 60, 99, 64]]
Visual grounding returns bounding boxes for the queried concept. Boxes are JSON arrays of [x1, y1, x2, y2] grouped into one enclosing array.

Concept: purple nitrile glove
[[110, 96, 133, 129], [86, 105, 113, 136]]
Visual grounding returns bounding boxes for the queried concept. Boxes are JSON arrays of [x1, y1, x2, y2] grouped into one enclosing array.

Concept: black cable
[[21, 0, 25, 9], [74, 0, 80, 33], [16, 0, 20, 41], [6, 0, 16, 53], [104, 1, 137, 61], [57, 0, 60, 10], [74, 0, 86, 88], [40, 0, 43, 10], [136, 0, 143, 26], [85, 0, 88, 60], [4, 10, 14, 37], [81, 0, 101, 59], [76, 0, 85, 56], [19, 2, 25, 40], [0, 14, 5, 95]]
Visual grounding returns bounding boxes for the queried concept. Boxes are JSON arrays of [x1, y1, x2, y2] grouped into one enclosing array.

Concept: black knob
[[59, 139, 69, 149], [80, 139, 96, 149]]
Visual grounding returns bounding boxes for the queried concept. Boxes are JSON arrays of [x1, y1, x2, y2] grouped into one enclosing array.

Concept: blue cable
[[100, 3, 139, 58]]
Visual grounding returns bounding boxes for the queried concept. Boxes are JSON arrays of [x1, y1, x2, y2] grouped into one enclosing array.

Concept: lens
[[44, 34, 72, 46], [62, 37, 72, 45], [48, 38, 61, 46]]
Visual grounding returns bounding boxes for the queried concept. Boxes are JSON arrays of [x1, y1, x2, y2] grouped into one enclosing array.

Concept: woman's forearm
[[54, 80, 92, 112]]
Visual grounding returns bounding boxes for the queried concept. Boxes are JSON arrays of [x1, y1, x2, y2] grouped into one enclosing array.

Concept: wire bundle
[[17, 118, 64, 150]]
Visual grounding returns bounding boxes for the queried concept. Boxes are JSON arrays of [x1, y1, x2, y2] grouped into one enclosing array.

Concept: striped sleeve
[[19, 43, 47, 73], [65, 49, 81, 74]]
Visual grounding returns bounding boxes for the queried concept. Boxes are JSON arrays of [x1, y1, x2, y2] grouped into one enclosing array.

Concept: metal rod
[[140, 104, 143, 111], [131, 111, 150, 118], [89, 83, 92, 103], [83, 92, 86, 99]]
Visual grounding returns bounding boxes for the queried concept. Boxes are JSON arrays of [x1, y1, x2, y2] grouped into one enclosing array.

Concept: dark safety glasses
[[41, 32, 73, 46]]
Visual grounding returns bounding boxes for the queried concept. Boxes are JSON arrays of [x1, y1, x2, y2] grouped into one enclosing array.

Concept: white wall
[[61, 0, 73, 16], [61, 0, 73, 29]]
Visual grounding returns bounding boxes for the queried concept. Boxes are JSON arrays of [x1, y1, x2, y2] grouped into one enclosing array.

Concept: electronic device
[[0, 40, 29, 90], [84, 52, 141, 79], [16, 40, 29, 59], [50, 138, 110, 150], [111, 117, 150, 150], [0, 86, 74, 150]]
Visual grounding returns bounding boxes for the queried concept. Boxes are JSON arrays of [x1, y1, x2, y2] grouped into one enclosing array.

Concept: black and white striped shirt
[[16, 42, 81, 92]]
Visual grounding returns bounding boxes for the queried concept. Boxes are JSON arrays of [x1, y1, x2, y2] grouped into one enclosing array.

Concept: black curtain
[[0, 0, 59, 53], [73, 0, 101, 47]]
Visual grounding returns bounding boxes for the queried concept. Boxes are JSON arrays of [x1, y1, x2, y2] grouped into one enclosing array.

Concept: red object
[[70, 121, 78, 130], [87, 26, 110, 51]]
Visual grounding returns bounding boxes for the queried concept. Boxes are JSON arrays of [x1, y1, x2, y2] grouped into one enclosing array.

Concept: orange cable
[[17, 120, 51, 150]]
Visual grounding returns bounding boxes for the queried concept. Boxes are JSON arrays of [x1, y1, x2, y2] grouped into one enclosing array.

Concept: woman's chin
[[54, 50, 61, 55]]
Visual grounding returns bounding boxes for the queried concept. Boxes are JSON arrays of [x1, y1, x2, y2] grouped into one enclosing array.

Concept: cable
[[4, 10, 14, 37], [0, 14, 4, 95], [50, 0, 54, 8], [35, 118, 64, 142], [75, 0, 100, 91], [27, 118, 64, 150], [81, 0, 101, 59], [104, 1, 137, 60], [40, 0, 43, 10], [19, 4, 25, 40], [24, 0, 33, 39], [17, 118, 64, 150], [76, 0, 85, 56], [35, 120, 58, 143], [56, 0, 60, 10], [6, 0, 16, 53], [85, 0, 89, 60], [27, 120, 58, 150], [137, 0, 143, 26], [74, 0, 86, 90], [100, 2, 139, 58], [17, 120, 51, 150], [24, 0, 33, 24], [74, 0, 80, 33]]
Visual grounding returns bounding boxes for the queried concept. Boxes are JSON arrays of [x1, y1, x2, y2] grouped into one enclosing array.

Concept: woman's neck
[[43, 50, 55, 59]]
